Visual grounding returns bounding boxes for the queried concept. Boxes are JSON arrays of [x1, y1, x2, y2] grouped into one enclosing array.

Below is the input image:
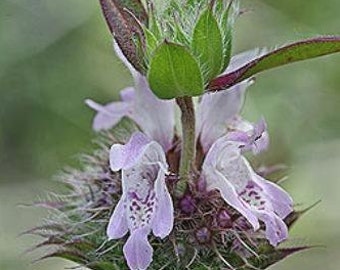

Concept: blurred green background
[[0, 0, 339, 269]]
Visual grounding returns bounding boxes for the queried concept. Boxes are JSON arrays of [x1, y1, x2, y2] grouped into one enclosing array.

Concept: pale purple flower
[[196, 79, 252, 152], [196, 49, 269, 153], [107, 132, 174, 270], [226, 117, 269, 155], [86, 43, 175, 151], [202, 136, 293, 246], [88, 46, 292, 268]]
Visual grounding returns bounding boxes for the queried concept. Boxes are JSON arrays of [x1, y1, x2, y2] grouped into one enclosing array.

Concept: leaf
[[147, 42, 204, 99], [192, 8, 224, 82], [99, 0, 146, 73], [243, 246, 310, 269], [285, 200, 321, 228], [220, 3, 234, 70], [144, 27, 159, 59], [208, 36, 340, 91], [87, 261, 121, 270], [35, 249, 87, 265], [236, 245, 310, 270]]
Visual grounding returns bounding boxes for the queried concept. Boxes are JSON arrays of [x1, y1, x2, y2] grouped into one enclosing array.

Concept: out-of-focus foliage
[[0, 0, 339, 269]]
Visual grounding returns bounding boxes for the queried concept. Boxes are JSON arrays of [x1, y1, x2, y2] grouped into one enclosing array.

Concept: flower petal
[[227, 117, 269, 155], [205, 169, 260, 230], [131, 75, 175, 150], [123, 227, 153, 270], [110, 132, 151, 171], [197, 80, 253, 152], [120, 87, 136, 102], [114, 41, 175, 150], [203, 135, 292, 245], [254, 174, 293, 218], [85, 97, 131, 131], [114, 41, 138, 79], [107, 197, 128, 239], [152, 169, 174, 238], [203, 138, 260, 230], [258, 212, 288, 246]]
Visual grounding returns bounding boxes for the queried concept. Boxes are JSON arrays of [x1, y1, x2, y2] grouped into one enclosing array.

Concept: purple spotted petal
[[197, 80, 253, 152], [258, 212, 288, 246], [152, 169, 174, 238], [123, 227, 153, 270], [203, 135, 292, 246], [108, 132, 174, 269], [254, 174, 293, 219], [107, 197, 128, 239], [203, 138, 260, 230]]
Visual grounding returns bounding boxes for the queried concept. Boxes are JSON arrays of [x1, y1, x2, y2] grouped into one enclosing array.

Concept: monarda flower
[[82, 45, 293, 269], [107, 132, 174, 270], [29, 1, 340, 269]]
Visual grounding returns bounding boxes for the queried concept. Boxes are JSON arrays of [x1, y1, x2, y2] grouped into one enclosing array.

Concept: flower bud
[[195, 227, 212, 244], [99, 0, 148, 73], [179, 194, 196, 214]]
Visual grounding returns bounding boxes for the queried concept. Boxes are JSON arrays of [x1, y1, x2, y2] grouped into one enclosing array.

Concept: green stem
[[176, 96, 196, 188]]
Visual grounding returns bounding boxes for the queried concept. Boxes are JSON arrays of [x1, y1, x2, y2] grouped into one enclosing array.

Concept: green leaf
[[147, 42, 204, 99], [144, 27, 159, 59], [240, 246, 310, 269], [220, 4, 233, 70], [192, 8, 224, 82], [285, 200, 321, 228], [36, 249, 87, 264], [208, 36, 340, 91], [88, 261, 121, 270]]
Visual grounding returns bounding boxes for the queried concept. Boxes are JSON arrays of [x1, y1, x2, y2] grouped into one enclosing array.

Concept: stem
[[176, 96, 196, 186]]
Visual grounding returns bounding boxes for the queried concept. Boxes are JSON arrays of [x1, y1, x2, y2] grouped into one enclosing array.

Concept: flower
[[196, 79, 255, 152], [87, 45, 292, 267], [202, 135, 293, 246], [195, 48, 269, 153], [107, 132, 174, 270], [86, 43, 175, 151]]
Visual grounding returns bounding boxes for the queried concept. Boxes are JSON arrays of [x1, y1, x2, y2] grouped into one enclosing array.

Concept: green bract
[[192, 8, 224, 82], [147, 42, 204, 99], [144, 0, 236, 99]]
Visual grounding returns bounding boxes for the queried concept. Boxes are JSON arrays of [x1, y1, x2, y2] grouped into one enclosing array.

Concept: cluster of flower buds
[[100, 0, 238, 99], [29, 1, 340, 270]]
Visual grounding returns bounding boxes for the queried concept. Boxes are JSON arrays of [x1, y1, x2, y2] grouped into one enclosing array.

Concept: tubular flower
[[31, 1, 340, 269], [107, 132, 174, 270], [86, 46, 293, 268], [202, 135, 293, 246], [86, 43, 175, 151]]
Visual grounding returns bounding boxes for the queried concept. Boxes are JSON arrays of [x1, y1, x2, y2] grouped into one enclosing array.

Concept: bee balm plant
[[28, 1, 340, 269]]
